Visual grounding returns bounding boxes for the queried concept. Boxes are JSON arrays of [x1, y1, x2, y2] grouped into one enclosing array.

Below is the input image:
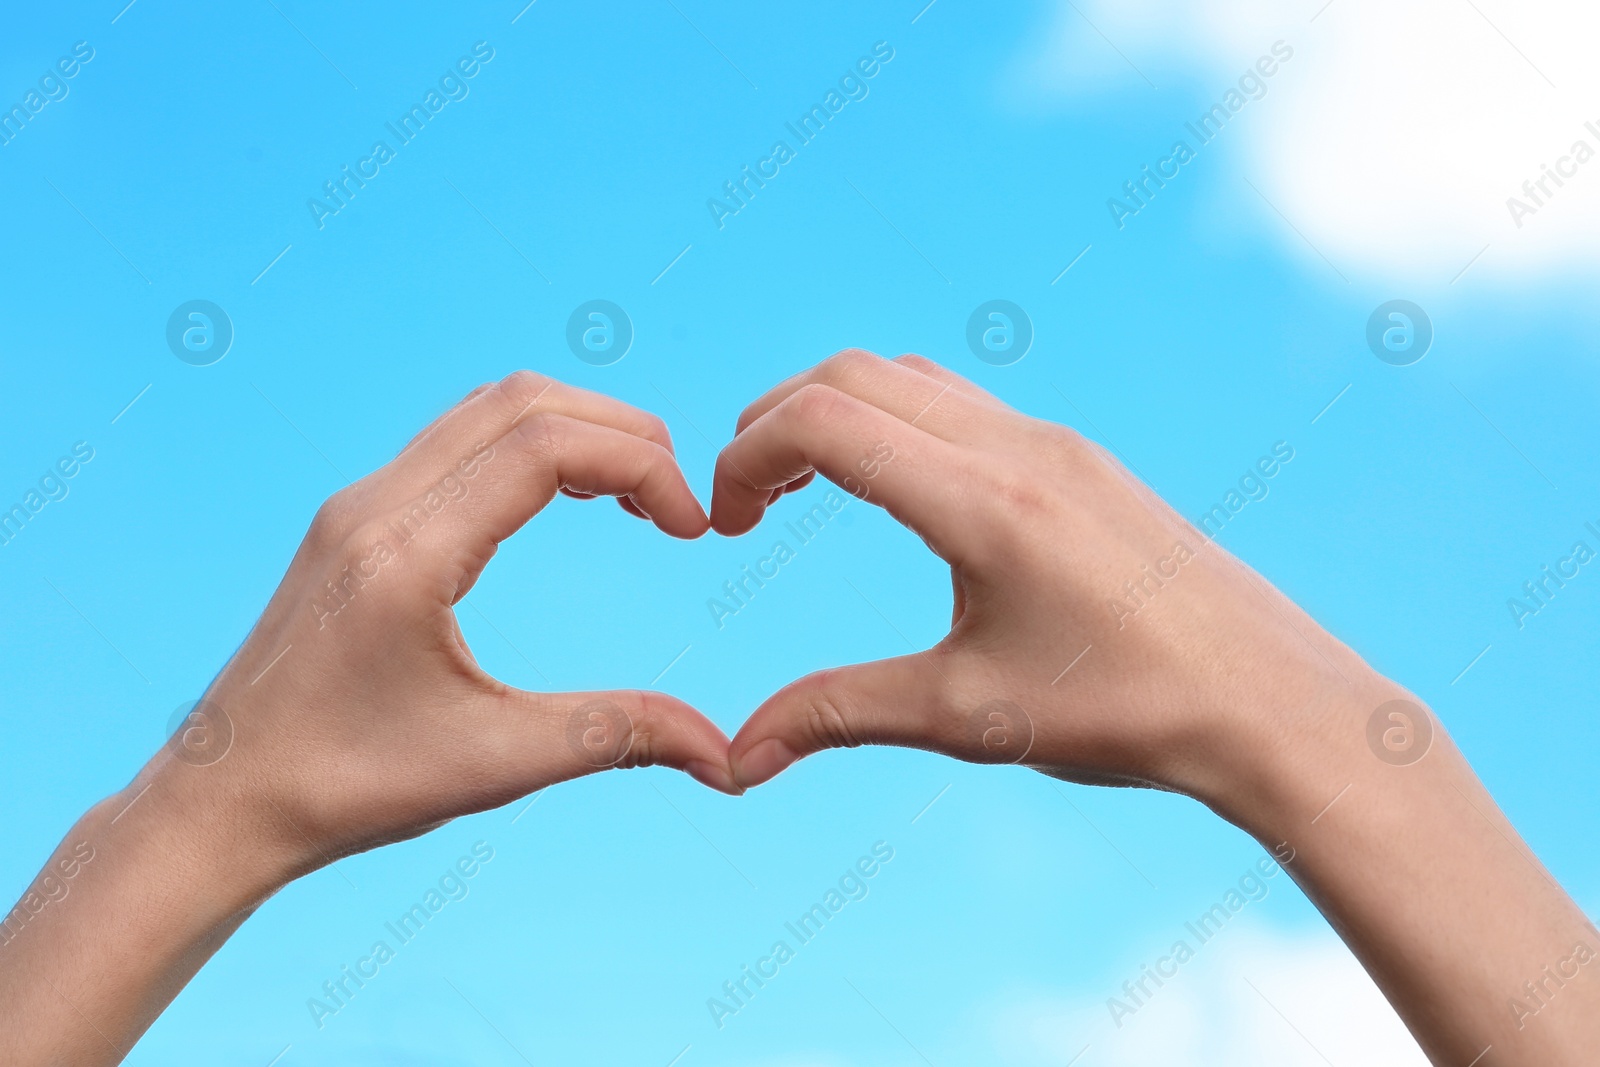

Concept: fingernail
[[735, 738, 799, 788], [686, 759, 743, 796]]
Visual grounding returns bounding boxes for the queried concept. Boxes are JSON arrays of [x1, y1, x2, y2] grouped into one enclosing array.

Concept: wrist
[[0, 755, 289, 1066], [1192, 664, 1419, 845], [119, 734, 304, 914], [1191, 668, 1600, 1062]]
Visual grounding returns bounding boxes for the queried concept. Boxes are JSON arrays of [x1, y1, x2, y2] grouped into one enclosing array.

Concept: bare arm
[[0, 372, 739, 1066], [714, 349, 1600, 1065]]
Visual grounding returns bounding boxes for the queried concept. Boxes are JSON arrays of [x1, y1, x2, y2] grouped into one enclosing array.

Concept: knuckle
[[797, 684, 863, 752], [496, 369, 553, 415], [1050, 425, 1125, 485], [614, 724, 654, 769], [1080, 437, 1119, 472], [312, 518, 414, 617], [715, 446, 756, 491], [344, 518, 396, 557], [787, 383, 847, 427], [308, 489, 361, 549], [1021, 420, 1096, 475], [892, 352, 936, 372], [611, 691, 656, 768], [340, 521, 405, 583], [640, 438, 675, 475], [511, 412, 566, 463], [558, 693, 643, 771], [640, 413, 674, 450], [818, 348, 881, 388], [1038, 421, 1089, 462]]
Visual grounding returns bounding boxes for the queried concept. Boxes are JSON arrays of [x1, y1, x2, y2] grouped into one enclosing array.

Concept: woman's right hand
[[712, 348, 1372, 805], [714, 349, 1600, 1066]]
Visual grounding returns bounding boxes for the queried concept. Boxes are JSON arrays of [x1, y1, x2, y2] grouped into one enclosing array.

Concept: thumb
[[497, 687, 741, 796], [729, 654, 957, 788]]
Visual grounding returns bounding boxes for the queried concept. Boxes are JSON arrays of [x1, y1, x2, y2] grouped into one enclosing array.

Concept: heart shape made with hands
[[44, 351, 1583, 1067], [514, 349, 1040, 796], [676, 345, 1319, 808], [200, 344, 1308, 880], [498, 356, 1028, 785]]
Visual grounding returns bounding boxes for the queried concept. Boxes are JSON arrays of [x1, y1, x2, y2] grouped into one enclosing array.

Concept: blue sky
[[2, 1, 1597, 1063]]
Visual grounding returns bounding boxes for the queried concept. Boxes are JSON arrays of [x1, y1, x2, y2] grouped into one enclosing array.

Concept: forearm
[[0, 767, 285, 1066], [1220, 670, 1600, 1064], [0, 372, 735, 1064], [705, 351, 1600, 1059]]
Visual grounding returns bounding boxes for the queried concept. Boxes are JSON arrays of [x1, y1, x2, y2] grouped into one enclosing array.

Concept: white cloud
[[986, 923, 1429, 1066], [1017, 0, 1600, 283]]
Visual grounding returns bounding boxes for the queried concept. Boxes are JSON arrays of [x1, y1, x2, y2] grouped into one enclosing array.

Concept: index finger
[[711, 384, 989, 564]]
